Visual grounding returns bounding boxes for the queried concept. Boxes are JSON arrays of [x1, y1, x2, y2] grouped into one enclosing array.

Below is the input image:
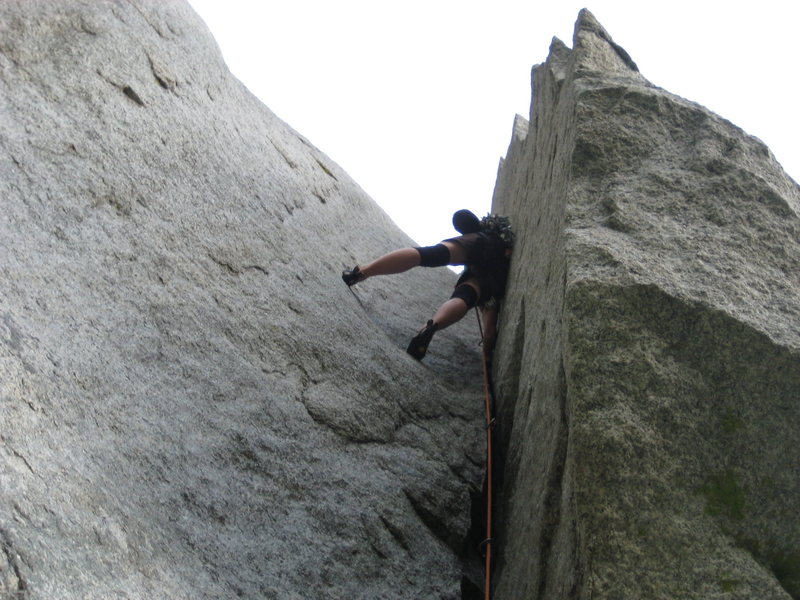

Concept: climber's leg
[[407, 280, 481, 360], [432, 280, 480, 330], [358, 248, 422, 277], [343, 248, 421, 285], [344, 237, 471, 287]]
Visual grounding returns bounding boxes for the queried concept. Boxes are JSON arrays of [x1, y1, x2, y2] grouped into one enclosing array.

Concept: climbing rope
[[476, 308, 496, 600]]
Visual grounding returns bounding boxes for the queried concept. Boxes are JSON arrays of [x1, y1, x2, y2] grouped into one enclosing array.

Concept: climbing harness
[[475, 308, 497, 600]]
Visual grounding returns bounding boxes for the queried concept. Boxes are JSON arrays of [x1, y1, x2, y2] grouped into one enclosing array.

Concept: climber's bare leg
[[359, 240, 467, 279], [358, 248, 421, 278], [431, 279, 481, 330]]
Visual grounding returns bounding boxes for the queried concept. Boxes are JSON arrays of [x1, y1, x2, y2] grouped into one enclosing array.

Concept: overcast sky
[[187, 1, 798, 246]]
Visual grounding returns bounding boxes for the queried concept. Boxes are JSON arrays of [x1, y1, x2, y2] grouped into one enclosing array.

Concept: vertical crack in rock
[[495, 295, 526, 454]]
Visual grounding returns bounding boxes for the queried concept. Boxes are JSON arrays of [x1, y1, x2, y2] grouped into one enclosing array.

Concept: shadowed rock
[[1, 1, 485, 598], [491, 9, 799, 600]]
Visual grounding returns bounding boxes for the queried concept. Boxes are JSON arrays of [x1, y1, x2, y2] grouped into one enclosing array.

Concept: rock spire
[[490, 8, 799, 599]]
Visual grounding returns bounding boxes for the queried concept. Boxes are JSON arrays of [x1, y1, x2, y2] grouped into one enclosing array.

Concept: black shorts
[[446, 233, 509, 307]]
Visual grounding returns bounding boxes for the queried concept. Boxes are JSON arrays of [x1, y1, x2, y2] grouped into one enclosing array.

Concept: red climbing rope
[[480, 342, 494, 600], [476, 308, 495, 600]]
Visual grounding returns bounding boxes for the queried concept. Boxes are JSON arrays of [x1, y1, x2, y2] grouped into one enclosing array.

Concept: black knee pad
[[415, 243, 451, 267], [450, 283, 478, 309]]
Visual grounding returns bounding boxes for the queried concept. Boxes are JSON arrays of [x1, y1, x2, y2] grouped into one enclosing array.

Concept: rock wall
[[4, 3, 798, 599], [490, 9, 800, 600], [1, 1, 486, 598]]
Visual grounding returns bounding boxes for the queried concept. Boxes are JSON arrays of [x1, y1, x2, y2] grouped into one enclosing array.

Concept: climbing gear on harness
[[406, 320, 437, 360], [341, 265, 365, 287], [480, 213, 515, 248]]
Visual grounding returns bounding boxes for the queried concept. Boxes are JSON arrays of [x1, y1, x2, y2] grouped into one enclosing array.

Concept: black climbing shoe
[[342, 266, 365, 287], [407, 320, 437, 360]]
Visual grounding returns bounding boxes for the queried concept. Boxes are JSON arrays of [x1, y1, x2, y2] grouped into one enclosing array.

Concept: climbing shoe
[[407, 320, 437, 360], [341, 266, 365, 287]]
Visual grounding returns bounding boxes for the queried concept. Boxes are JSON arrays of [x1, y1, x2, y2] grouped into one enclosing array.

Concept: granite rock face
[[490, 9, 800, 600], [0, 1, 485, 598]]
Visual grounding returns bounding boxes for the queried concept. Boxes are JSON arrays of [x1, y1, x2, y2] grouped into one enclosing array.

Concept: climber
[[342, 210, 514, 360]]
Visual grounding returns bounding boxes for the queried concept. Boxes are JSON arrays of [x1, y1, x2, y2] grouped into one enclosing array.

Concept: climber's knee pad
[[450, 283, 478, 309], [415, 243, 451, 267]]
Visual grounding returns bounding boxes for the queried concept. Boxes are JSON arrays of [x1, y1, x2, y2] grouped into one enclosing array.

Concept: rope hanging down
[[476, 308, 496, 600]]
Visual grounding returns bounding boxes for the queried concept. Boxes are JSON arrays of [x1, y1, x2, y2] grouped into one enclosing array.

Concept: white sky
[[187, 0, 799, 246]]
